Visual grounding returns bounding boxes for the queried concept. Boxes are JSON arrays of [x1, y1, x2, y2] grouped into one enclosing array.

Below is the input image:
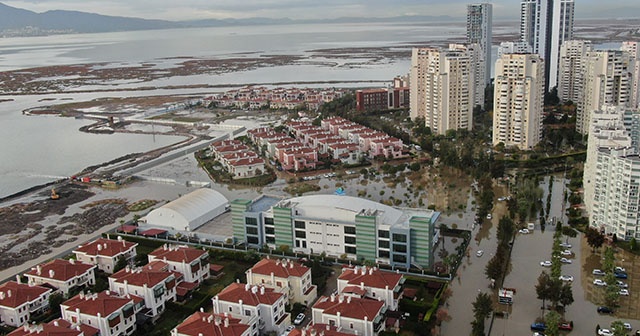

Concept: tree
[[536, 272, 552, 311], [586, 227, 605, 252], [485, 254, 504, 281], [471, 319, 485, 336], [435, 307, 452, 325], [545, 310, 561, 336], [49, 292, 64, 314], [611, 320, 628, 336], [561, 226, 578, 244], [472, 292, 493, 321], [602, 247, 615, 273], [113, 256, 128, 273], [630, 237, 638, 251], [559, 283, 574, 308]]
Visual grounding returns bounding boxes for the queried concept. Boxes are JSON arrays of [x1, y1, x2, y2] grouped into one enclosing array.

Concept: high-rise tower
[[467, 3, 493, 106]]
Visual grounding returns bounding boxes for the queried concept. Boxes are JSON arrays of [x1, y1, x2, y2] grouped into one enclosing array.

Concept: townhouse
[[60, 291, 144, 336], [212, 283, 290, 336], [172, 311, 251, 336], [148, 245, 210, 284], [108, 266, 177, 318], [7, 318, 99, 336], [245, 258, 317, 305], [25, 259, 96, 297], [337, 266, 404, 311], [312, 295, 386, 336], [73, 237, 138, 274], [0, 281, 52, 327]]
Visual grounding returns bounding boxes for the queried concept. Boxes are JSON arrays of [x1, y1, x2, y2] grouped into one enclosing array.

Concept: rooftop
[[338, 266, 403, 290], [149, 245, 208, 264], [249, 258, 310, 278], [110, 266, 174, 287], [7, 318, 99, 336], [0, 281, 51, 308], [61, 291, 143, 317], [174, 312, 249, 336], [73, 237, 137, 258], [26, 259, 95, 282], [313, 295, 384, 320], [216, 283, 283, 306]]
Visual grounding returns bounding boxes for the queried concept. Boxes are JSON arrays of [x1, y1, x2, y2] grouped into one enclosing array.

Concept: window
[[393, 254, 407, 263], [266, 237, 275, 244], [378, 230, 389, 238], [378, 250, 390, 258], [295, 231, 306, 238], [245, 309, 251, 316], [248, 236, 259, 244], [344, 236, 356, 244], [378, 240, 389, 248], [393, 244, 407, 253], [265, 227, 275, 234], [345, 246, 356, 254], [229, 307, 233, 312], [245, 217, 258, 225], [344, 226, 356, 234], [246, 227, 258, 235], [392, 233, 407, 242], [264, 217, 274, 225], [294, 221, 306, 229]]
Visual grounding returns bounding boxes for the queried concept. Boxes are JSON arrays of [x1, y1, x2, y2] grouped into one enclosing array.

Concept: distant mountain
[[184, 15, 456, 27], [0, 2, 180, 33]]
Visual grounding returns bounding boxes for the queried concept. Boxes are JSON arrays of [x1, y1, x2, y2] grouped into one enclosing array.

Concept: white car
[[615, 266, 626, 273], [620, 289, 630, 296], [559, 275, 574, 282], [593, 269, 606, 276], [560, 258, 572, 264], [294, 313, 305, 325], [476, 250, 484, 257], [560, 250, 572, 256], [560, 243, 572, 248], [486, 213, 492, 219], [617, 280, 629, 288], [594, 279, 607, 287], [519, 228, 530, 234], [623, 323, 632, 330], [598, 329, 614, 336], [540, 261, 552, 267]]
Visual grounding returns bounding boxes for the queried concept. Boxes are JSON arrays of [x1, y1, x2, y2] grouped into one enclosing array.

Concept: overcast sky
[[3, 0, 639, 21]]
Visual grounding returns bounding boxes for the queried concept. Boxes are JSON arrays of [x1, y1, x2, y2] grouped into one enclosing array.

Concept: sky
[[3, 0, 639, 21]]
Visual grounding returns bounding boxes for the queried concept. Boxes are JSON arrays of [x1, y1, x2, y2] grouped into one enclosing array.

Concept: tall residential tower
[[467, 3, 493, 106]]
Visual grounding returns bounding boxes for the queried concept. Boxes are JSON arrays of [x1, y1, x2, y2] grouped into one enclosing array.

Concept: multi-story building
[[557, 40, 591, 104], [231, 194, 439, 269], [7, 318, 99, 336], [621, 41, 640, 109], [246, 258, 317, 305], [355, 87, 410, 112], [25, 259, 96, 297], [410, 46, 475, 135], [337, 266, 404, 311], [312, 295, 386, 336], [148, 245, 210, 284], [467, 2, 493, 105], [520, 0, 574, 91], [108, 266, 177, 318], [73, 237, 138, 274], [0, 281, 52, 328], [492, 53, 544, 150], [212, 283, 290, 336], [497, 41, 531, 60], [60, 291, 144, 336], [171, 311, 251, 336], [577, 50, 632, 134], [289, 324, 359, 336]]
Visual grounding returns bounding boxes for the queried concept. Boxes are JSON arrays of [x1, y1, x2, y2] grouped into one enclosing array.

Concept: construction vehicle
[[50, 188, 60, 200]]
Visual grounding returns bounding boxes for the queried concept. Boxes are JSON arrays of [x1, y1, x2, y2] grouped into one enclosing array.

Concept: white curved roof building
[[145, 188, 228, 231], [231, 194, 440, 269]]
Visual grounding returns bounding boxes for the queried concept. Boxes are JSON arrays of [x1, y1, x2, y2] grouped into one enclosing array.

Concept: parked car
[[593, 279, 607, 287], [615, 272, 628, 279], [560, 243, 572, 248], [598, 329, 614, 336], [560, 250, 572, 256], [558, 321, 573, 331], [540, 261, 552, 267], [285, 326, 295, 333], [597, 306, 614, 314], [593, 269, 606, 276], [617, 280, 629, 288], [476, 250, 484, 257], [559, 275, 574, 282], [486, 213, 492, 219], [519, 228, 530, 234], [619, 289, 630, 296], [623, 322, 632, 330], [531, 322, 547, 332], [560, 258, 572, 264], [294, 313, 305, 325], [615, 266, 626, 273]]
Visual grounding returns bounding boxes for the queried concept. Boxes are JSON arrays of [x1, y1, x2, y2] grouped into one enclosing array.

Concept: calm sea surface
[[0, 22, 515, 198]]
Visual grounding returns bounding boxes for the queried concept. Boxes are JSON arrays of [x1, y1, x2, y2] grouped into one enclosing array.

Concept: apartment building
[[7, 318, 99, 336], [25, 259, 96, 297], [557, 40, 591, 104], [492, 53, 544, 150], [467, 2, 492, 104], [231, 194, 439, 269], [73, 237, 138, 274], [246, 258, 317, 305]]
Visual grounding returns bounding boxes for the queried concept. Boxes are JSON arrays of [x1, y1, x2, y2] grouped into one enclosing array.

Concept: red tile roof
[[110, 267, 173, 287], [341, 286, 367, 296], [313, 295, 384, 320], [249, 258, 310, 278], [149, 245, 208, 264], [140, 229, 168, 237], [175, 312, 249, 336], [288, 324, 357, 336], [338, 266, 403, 290], [7, 318, 99, 336], [228, 157, 265, 167], [0, 281, 51, 308], [74, 238, 137, 257], [216, 283, 283, 306], [26, 259, 95, 282], [62, 291, 143, 317]]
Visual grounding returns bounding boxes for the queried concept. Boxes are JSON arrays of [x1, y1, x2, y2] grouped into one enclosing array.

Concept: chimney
[[200, 307, 204, 313], [106, 290, 110, 295], [224, 317, 229, 328], [97, 244, 102, 252], [338, 295, 343, 303], [361, 267, 366, 276], [260, 286, 265, 295], [79, 292, 85, 299], [347, 296, 351, 303], [0, 292, 4, 300], [69, 259, 75, 264], [252, 286, 258, 294], [15, 275, 20, 284], [360, 282, 365, 290], [103, 243, 107, 250], [37, 265, 42, 275], [53, 321, 59, 327], [369, 268, 373, 275], [330, 294, 335, 302], [49, 270, 55, 278], [290, 262, 293, 269], [245, 284, 250, 291]]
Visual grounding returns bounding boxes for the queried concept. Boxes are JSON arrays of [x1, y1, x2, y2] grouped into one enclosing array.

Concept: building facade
[[621, 41, 640, 109], [467, 2, 493, 105], [73, 237, 138, 274], [231, 195, 439, 269], [25, 259, 96, 297], [410, 46, 476, 135], [312, 295, 386, 336], [7, 318, 99, 336], [148, 245, 210, 284], [492, 53, 544, 150], [108, 266, 177, 318], [0, 281, 52, 328], [337, 266, 404, 311], [557, 40, 591, 104], [245, 258, 317, 305], [171, 311, 251, 336]]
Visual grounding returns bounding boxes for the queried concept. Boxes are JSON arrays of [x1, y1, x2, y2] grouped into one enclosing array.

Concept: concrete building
[[231, 195, 439, 269], [73, 237, 138, 274], [410, 45, 476, 135], [497, 41, 532, 60], [621, 41, 640, 109], [212, 283, 290, 336], [467, 2, 492, 104], [148, 245, 210, 284], [557, 40, 591, 104], [60, 291, 144, 336], [577, 50, 633, 134], [245, 258, 317, 305], [520, 0, 574, 91], [7, 318, 99, 336], [492, 53, 544, 150], [355, 87, 410, 112], [337, 266, 404, 311], [171, 311, 251, 336], [312, 295, 386, 336], [0, 281, 52, 328], [108, 266, 177, 318], [142, 188, 229, 232], [25, 259, 96, 297]]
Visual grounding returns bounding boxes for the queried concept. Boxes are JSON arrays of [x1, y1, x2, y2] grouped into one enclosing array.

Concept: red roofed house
[[25, 259, 96, 297], [7, 318, 99, 336], [148, 245, 209, 284], [171, 311, 251, 336], [212, 283, 290, 336], [337, 266, 404, 311], [108, 266, 177, 318], [245, 258, 317, 305], [288, 323, 358, 336], [227, 157, 266, 179], [60, 291, 144, 336], [0, 281, 52, 327], [73, 237, 138, 274], [312, 295, 386, 336]]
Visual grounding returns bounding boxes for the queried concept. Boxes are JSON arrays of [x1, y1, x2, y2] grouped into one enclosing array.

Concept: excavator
[[50, 188, 60, 200]]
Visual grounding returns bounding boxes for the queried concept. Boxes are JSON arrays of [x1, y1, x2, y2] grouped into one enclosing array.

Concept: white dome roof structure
[[145, 188, 228, 231]]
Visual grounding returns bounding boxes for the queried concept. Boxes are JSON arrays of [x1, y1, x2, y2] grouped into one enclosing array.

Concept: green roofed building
[[231, 194, 439, 269]]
